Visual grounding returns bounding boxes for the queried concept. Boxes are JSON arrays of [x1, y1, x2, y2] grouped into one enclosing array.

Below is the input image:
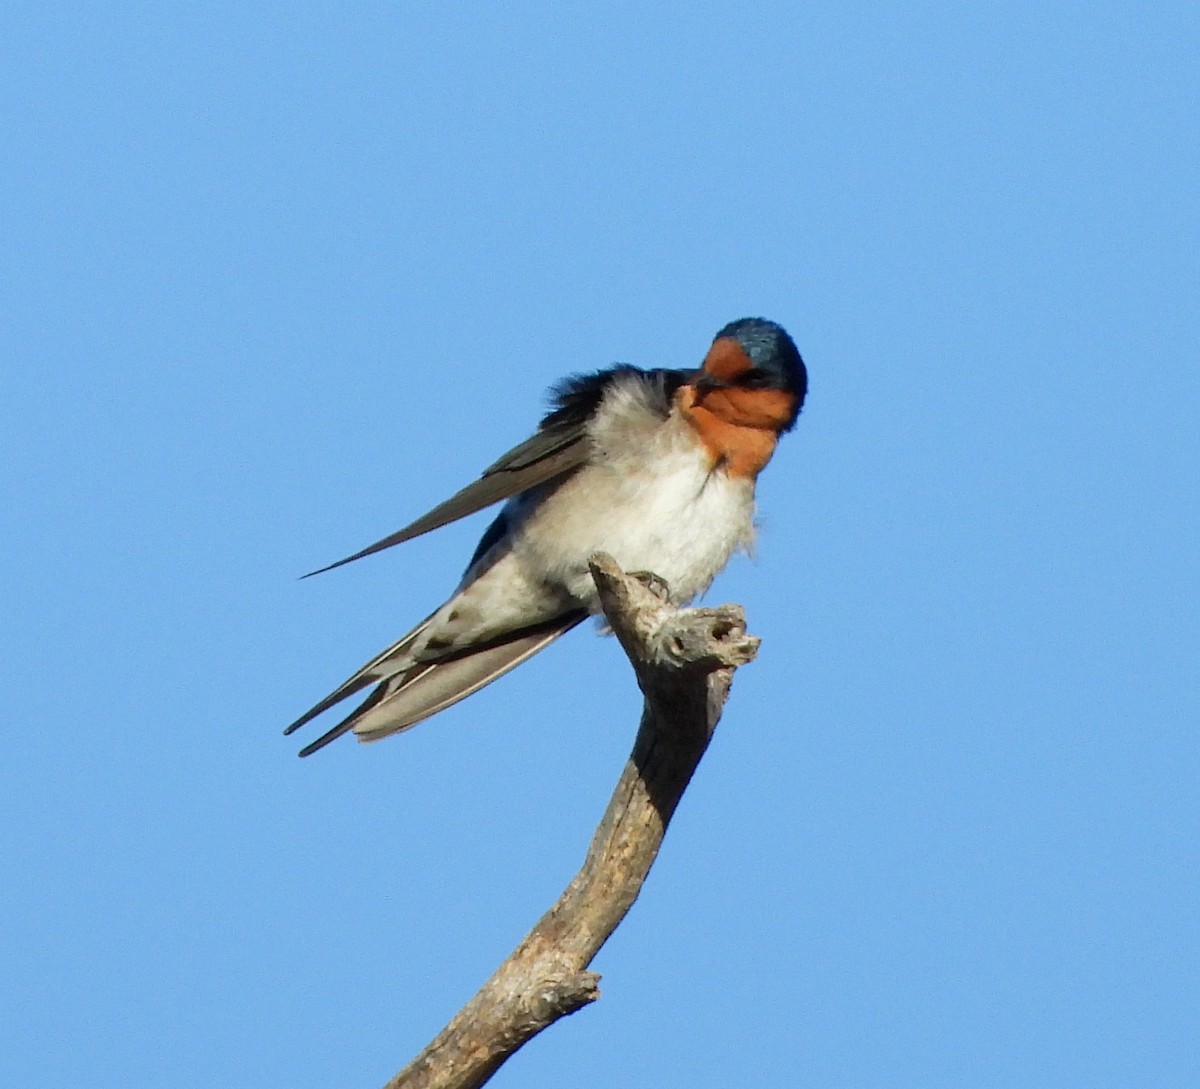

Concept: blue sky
[[3, 4, 1197, 1087]]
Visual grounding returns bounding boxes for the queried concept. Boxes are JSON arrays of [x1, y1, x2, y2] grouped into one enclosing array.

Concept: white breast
[[510, 373, 757, 608]]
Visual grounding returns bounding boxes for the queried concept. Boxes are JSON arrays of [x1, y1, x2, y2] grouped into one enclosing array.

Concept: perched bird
[[286, 317, 807, 756]]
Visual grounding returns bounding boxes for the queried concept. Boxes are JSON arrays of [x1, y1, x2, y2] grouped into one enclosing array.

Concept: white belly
[[511, 416, 756, 607]]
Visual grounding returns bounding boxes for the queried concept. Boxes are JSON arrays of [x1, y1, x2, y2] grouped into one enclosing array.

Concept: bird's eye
[[738, 368, 771, 389]]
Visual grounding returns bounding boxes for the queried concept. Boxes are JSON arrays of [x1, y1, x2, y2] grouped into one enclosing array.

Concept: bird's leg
[[626, 570, 671, 602]]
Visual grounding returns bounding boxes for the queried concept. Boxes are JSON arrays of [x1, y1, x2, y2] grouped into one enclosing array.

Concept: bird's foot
[[627, 570, 671, 602]]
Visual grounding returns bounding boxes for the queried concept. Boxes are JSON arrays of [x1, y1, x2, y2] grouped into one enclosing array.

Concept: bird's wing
[[302, 424, 590, 578], [300, 365, 691, 579], [282, 610, 440, 738], [293, 610, 587, 756]]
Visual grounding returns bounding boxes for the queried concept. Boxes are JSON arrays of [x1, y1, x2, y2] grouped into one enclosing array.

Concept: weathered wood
[[382, 553, 760, 1089]]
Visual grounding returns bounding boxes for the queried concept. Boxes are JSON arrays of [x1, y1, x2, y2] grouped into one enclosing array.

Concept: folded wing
[[292, 610, 587, 756], [302, 424, 591, 578]]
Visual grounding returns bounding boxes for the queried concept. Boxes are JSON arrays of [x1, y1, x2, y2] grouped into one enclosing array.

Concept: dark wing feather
[[300, 364, 685, 579], [282, 610, 439, 736], [301, 425, 589, 578], [295, 611, 587, 756]]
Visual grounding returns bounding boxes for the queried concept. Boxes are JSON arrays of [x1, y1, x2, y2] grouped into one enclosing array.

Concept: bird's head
[[690, 317, 807, 433]]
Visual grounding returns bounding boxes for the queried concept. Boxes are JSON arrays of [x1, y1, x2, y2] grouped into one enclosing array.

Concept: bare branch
[[382, 553, 760, 1089]]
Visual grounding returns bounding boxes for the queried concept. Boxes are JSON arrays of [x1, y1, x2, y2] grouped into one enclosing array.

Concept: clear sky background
[[3, 4, 1197, 1087]]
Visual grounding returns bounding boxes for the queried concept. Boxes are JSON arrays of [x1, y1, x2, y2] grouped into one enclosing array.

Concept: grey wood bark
[[381, 553, 761, 1089]]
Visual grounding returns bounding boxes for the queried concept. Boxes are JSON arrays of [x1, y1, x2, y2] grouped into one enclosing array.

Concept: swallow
[[286, 317, 807, 756]]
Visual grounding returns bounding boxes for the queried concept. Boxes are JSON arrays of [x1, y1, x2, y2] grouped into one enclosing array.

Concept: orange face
[[678, 337, 798, 477], [701, 336, 757, 383]]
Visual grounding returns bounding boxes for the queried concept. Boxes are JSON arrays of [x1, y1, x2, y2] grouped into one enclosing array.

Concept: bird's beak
[[690, 371, 731, 407]]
